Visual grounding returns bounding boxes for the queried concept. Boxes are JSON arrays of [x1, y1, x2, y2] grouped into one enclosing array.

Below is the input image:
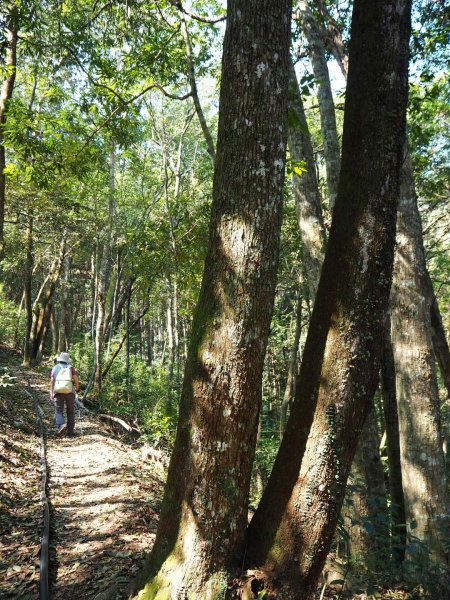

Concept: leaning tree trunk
[[304, 0, 394, 571], [428, 274, 450, 456], [245, 2, 411, 598], [35, 301, 53, 363], [130, 2, 292, 598], [306, 15, 391, 567], [390, 147, 450, 564], [25, 233, 67, 365], [0, 1, 18, 258], [298, 1, 341, 211]]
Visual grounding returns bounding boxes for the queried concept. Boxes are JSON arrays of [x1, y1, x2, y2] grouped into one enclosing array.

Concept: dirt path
[[1, 349, 163, 600]]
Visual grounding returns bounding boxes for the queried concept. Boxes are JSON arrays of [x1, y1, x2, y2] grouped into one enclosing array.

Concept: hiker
[[50, 352, 80, 437]]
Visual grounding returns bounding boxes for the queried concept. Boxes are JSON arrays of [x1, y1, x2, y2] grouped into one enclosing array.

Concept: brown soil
[[0, 346, 163, 600]]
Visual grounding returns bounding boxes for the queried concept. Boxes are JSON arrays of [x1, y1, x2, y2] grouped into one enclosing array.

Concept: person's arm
[[73, 371, 80, 393], [50, 371, 55, 400]]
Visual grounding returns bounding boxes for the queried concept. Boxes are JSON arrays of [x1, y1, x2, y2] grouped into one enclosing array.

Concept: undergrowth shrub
[[70, 336, 178, 448], [0, 285, 25, 349], [249, 433, 279, 509]]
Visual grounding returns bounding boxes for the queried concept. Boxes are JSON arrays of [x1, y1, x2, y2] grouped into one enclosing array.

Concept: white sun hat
[[56, 352, 71, 364]]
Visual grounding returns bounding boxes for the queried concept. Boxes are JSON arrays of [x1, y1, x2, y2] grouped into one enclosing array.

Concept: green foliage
[[70, 335, 178, 449], [286, 157, 308, 178], [0, 286, 25, 349], [250, 434, 280, 509], [98, 355, 178, 449], [69, 335, 94, 383]]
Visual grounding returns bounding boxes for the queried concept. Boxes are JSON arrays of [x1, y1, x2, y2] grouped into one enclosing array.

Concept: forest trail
[[0, 347, 163, 600]]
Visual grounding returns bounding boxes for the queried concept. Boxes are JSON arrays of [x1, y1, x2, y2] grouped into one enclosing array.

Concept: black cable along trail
[[26, 383, 50, 600]]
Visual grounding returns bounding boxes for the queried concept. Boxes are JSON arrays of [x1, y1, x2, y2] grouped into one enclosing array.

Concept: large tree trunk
[[298, 1, 341, 211], [245, 2, 411, 598], [322, 1, 450, 564], [390, 147, 450, 564], [0, 1, 18, 258], [303, 14, 391, 567], [131, 2, 292, 598]]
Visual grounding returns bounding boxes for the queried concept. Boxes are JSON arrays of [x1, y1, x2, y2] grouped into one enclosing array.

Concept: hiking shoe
[[57, 424, 67, 437]]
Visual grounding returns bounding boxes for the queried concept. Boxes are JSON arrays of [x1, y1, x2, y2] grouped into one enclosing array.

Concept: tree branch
[[169, 0, 226, 24], [181, 16, 216, 163], [102, 305, 150, 379], [76, 84, 192, 156]]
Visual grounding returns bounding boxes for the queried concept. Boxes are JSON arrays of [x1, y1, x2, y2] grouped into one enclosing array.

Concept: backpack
[[54, 364, 73, 394]]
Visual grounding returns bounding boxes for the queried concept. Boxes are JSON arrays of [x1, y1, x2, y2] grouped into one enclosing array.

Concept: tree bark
[[298, 1, 341, 211], [390, 147, 450, 564], [0, 1, 18, 258], [131, 2, 292, 597], [245, 2, 411, 598]]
